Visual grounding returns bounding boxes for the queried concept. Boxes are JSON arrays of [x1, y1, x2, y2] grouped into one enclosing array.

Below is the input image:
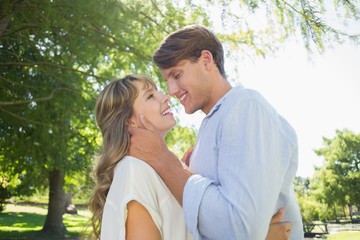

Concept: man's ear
[[200, 50, 214, 70]]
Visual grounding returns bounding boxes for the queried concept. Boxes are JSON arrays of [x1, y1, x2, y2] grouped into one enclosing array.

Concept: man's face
[[160, 57, 213, 115]]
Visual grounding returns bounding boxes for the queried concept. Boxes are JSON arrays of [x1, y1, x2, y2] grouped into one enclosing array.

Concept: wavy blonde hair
[[89, 75, 156, 239]]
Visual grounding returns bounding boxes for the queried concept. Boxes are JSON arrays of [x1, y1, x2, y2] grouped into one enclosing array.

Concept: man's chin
[[184, 108, 196, 115]]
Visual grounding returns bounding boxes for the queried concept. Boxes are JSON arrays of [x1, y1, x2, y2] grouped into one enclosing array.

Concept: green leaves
[[0, 0, 209, 200], [314, 129, 360, 215]]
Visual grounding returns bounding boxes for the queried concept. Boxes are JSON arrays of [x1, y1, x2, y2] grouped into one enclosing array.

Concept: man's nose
[[167, 80, 178, 96]]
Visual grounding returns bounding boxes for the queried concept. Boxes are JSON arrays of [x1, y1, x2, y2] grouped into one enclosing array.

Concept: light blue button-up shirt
[[183, 86, 304, 240]]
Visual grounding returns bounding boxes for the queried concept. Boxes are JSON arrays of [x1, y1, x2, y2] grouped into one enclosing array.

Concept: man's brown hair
[[153, 25, 226, 78]]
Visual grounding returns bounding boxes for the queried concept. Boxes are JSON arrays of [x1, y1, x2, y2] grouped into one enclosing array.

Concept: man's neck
[[203, 77, 232, 114]]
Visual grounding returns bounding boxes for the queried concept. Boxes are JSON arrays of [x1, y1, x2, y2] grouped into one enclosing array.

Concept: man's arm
[[128, 115, 192, 205]]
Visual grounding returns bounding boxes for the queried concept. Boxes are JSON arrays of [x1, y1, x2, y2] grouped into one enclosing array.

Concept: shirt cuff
[[183, 174, 215, 238]]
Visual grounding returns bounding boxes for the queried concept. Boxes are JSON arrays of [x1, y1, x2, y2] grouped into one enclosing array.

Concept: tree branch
[[0, 87, 78, 106], [0, 61, 107, 80], [0, 106, 51, 126], [281, 0, 360, 38]]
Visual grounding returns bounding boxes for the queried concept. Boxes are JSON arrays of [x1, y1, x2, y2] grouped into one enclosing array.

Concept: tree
[[0, 0, 204, 237], [314, 129, 360, 221], [165, 125, 197, 157], [293, 176, 329, 222], [293, 176, 310, 196]]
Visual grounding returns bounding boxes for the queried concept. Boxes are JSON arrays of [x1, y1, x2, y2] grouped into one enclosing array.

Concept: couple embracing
[[89, 25, 304, 240]]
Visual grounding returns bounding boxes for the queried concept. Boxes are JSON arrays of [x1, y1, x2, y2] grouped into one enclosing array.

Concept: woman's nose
[[161, 93, 170, 103]]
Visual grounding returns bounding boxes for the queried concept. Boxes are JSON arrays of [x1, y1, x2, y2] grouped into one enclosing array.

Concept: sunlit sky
[[176, 35, 360, 178], [235, 41, 360, 177]]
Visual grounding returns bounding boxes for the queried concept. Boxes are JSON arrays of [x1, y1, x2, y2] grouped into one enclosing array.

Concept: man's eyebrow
[[165, 61, 185, 79], [165, 69, 175, 80]]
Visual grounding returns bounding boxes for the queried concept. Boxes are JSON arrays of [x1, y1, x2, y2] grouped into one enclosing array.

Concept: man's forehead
[[161, 60, 187, 79]]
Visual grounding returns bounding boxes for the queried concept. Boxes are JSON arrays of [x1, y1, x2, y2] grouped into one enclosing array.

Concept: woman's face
[[130, 80, 176, 137]]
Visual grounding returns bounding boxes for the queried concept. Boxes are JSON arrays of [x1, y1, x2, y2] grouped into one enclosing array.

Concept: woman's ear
[[127, 118, 139, 128]]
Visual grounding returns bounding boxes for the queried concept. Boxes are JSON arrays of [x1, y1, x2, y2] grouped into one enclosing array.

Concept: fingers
[[282, 222, 292, 232], [181, 147, 194, 166], [267, 209, 292, 240], [181, 151, 190, 166], [266, 220, 292, 240], [284, 222, 292, 239], [279, 221, 292, 240], [128, 125, 137, 136], [139, 114, 156, 131], [270, 208, 285, 224], [128, 115, 155, 137]]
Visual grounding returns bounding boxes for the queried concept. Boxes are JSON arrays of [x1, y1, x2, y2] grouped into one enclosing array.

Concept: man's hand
[[128, 115, 171, 166], [266, 209, 292, 240], [128, 115, 192, 205]]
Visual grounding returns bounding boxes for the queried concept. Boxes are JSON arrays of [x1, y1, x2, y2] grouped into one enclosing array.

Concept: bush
[[297, 194, 334, 222]]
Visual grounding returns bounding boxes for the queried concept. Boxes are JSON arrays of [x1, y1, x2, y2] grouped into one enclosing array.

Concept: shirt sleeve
[[183, 95, 297, 239]]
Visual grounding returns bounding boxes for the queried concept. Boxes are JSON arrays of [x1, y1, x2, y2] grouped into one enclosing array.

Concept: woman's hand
[[266, 209, 292, 240], [181, 147, 194, 166]]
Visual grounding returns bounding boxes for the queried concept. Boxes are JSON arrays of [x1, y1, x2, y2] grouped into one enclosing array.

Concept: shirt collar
[[205, 86, 242, 117]]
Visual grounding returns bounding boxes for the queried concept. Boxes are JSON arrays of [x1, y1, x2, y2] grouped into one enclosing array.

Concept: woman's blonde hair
[[88, 75, 156, 239]]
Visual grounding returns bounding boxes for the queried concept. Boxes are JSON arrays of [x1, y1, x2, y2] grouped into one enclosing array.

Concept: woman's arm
[[125, 200, 161, 240]]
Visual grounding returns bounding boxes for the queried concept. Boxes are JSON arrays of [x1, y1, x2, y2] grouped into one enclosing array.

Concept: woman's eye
[[175, 73, 181, 79], [147, 94, 154, 100]]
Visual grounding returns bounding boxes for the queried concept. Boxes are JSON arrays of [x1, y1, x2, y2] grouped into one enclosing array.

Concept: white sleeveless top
[[101, 156, 192, 240]]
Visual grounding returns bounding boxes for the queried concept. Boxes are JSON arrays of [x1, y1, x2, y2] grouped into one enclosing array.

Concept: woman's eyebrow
[[141, 88, 154, 98]]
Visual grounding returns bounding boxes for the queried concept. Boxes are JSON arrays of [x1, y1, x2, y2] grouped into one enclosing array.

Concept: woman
[[89, 75, 189, 240], [89, 75, 291, 240]]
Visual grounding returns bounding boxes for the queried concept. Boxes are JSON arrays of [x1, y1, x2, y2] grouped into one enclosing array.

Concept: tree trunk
[[40, 169, 67, 237], [349, 205, 353, 222]]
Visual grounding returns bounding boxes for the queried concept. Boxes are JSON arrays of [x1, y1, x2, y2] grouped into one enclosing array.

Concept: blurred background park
[[0, 0, 359, 239]]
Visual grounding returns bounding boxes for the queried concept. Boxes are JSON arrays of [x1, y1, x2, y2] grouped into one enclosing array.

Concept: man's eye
[[175, 73, 181, 79]]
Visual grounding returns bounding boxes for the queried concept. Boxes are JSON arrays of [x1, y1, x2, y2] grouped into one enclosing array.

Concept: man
[[129, 25, 303, 239]]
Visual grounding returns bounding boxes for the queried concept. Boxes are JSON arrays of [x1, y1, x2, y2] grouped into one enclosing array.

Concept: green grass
[[0, 204, 92, 239], [2, 203, 360, 239], [325, 231, 360, 240]]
